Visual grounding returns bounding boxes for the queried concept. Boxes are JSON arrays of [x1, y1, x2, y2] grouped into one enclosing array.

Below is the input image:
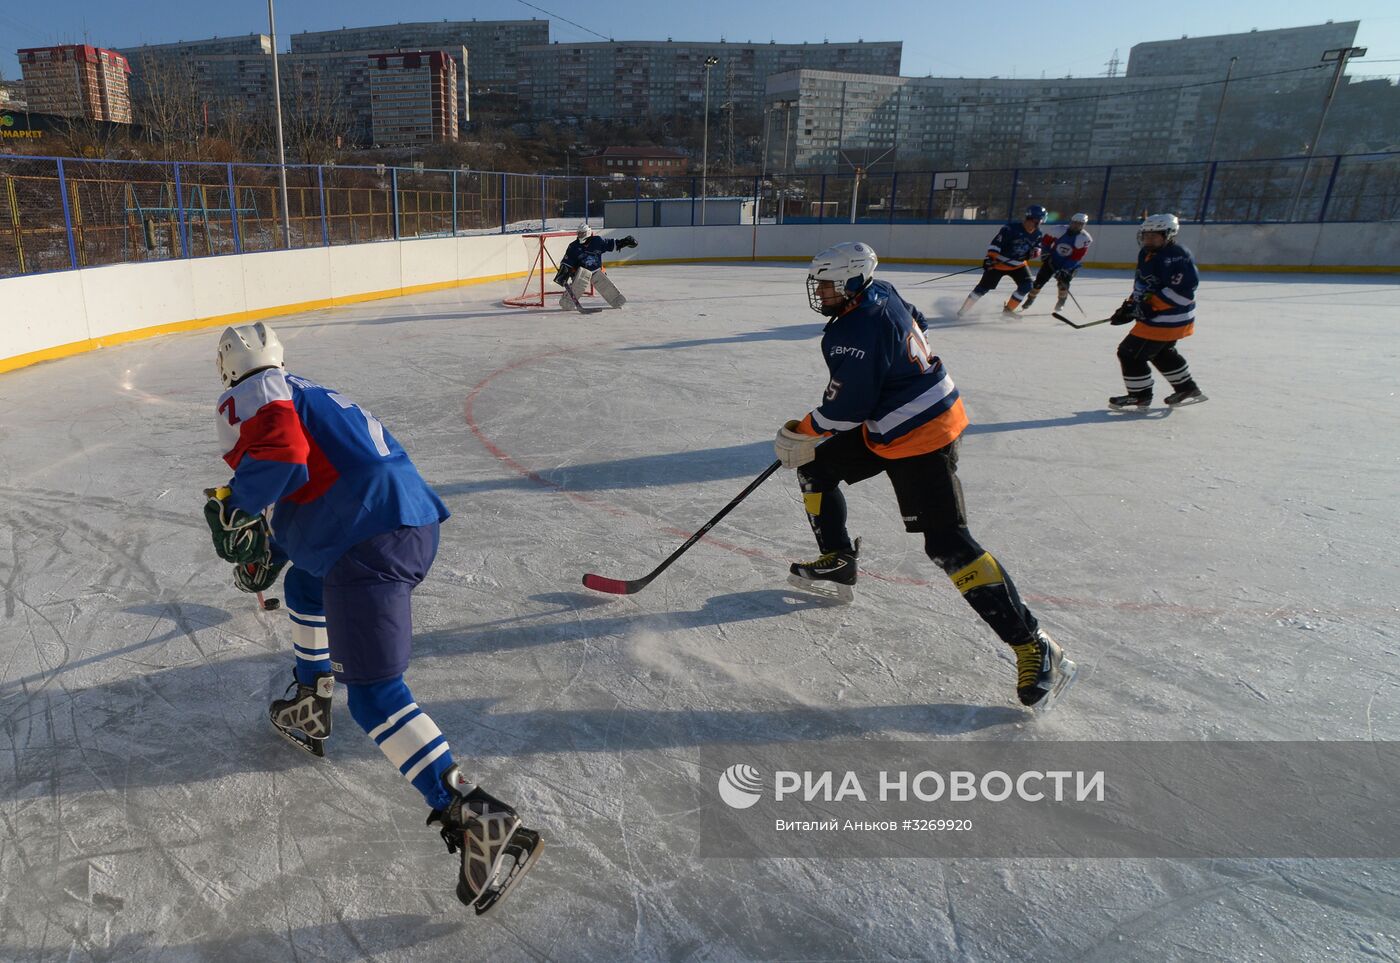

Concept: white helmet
[[807, 241, 878, 316], [217, 322, 284, 388], [576, 223, 593, 242], [1070, 212, 1089, 225], [1137, 212, 1179, 246]]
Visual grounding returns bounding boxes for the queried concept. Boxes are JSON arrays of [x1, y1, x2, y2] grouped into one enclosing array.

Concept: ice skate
[[428, 766, 543, 916], [269, 671, 334, 757], [1011, 629, 1078, 713], [1019, 288, 1040, 311], [1164, 387, 1207, 406], [1108, 392, 1152, 411], [787, 537, 859, 603]]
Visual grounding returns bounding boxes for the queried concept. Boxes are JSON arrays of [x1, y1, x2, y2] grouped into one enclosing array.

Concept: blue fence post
[[753, 175, 760, 225], [500, 173, 507, 233], [1096, 167, 1112, 223], [818, 175, 828, 225], [172, 161, 190, 257], [1199, 161, 1219, 224], [691, 176, 698, 226], [583, 176, 590, 224], [317, 165, 329, 246], [227, 163, 242, 255], [540, 174, 547, 232], [925, 172, 936, 222], [451, 170, 458, 236], [55, 158, 78, 270], [1006, 168, 1019, 221], [390, 167, 401, 240], [634, 176, 641, 228], [889, 172, 898, 225], [1318, 155, 1343, 224]]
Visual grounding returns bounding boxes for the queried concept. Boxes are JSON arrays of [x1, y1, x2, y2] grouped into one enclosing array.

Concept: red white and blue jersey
[[1132, 243, 1198, 341], [561, 236, 619, 273], [795, 279, 969, 458], [216, 369, 449, 577], [986, 222, 1045, 270], [1039, 226, 1093, 273]]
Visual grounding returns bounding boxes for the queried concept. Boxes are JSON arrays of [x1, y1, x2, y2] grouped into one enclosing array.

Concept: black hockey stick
[[912, 264, 983, 286], [1065, 288, 1086, 316], [582, 460, 782, 595], [1053, 312, 1112, 329]]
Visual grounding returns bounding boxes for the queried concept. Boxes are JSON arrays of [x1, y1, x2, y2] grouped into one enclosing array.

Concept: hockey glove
[[553, 264, 576, 287], [204, 487, 271, 564], [981, 256, 996, 270], [233, 553, 286, 594], [1053, 269, 1073, 284], [1109, 298, 1139, 325], [617, 236, 639, 249], [775, 419, 823, 469]]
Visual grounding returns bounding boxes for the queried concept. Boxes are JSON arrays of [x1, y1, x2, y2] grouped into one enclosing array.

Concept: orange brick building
[[581, 146, 689, 177], [16, 45, 132, 123]]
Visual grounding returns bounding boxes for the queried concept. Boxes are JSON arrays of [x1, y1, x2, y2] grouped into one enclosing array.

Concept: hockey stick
[[558, 269, 602, 314], [1052, 312, 1112, 329], [911, 264, 982, 286], [1065, 287, 1086, 316], [582, 459, 783, 595]]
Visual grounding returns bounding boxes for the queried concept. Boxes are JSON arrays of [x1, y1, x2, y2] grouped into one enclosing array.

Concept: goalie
[[553, 223, 637, 310]]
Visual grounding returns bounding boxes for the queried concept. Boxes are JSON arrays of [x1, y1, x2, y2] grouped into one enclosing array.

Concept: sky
[[2, 1, 1397, 87]]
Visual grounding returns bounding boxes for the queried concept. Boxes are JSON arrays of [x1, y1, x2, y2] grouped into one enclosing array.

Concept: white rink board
[[1, 263, 1397, 960]]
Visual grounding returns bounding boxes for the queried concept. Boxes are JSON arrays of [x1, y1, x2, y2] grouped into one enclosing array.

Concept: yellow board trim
[[949, 552, 1005, 595], [0, 270, 524, 376]]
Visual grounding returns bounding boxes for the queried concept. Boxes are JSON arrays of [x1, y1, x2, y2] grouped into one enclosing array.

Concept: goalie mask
[[576, 223, 593, 242], [807, 241, 878, 317], [217, 322, 284, 388]]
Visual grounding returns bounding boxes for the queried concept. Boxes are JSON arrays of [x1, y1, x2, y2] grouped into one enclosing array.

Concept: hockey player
[[958, 205, 1047, 316], [554, 223, 638, 309], [1107, 213, 1207, 409], [204, 323, 540, 914], [775, 242, 1077, 712], [1021, 212, 1092, 312]]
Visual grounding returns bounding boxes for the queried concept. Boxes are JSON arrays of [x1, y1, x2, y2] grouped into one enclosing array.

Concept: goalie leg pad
[[592, 270, 626, 308]]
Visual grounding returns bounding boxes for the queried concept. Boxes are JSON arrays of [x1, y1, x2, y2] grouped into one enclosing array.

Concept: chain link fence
[[2, 151, 1396, 278]]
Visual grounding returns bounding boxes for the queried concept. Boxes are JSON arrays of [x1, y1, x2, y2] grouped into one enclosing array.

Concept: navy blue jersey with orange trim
[[1131, 242, 1198, 341], [797, 279, 968, 458], [987, 221, 1046, 269]]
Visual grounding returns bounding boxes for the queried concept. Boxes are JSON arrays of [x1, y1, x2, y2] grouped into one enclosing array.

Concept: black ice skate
[[428, 766, 543, 916], [1019, 289, 1040, 311], [787, 538, 860, 603], [269, 671, 334, 757], [1010, 629, 1078, 713], [1108, 392, 1152, 411], [1164, 387, 1208, 406]]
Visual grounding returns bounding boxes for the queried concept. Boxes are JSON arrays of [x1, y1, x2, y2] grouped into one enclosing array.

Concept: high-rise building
[[1126, 21, 1360, 78], [516, 39, 902, 120], [16, 45, 133, 123], [292, 20, 546, 121], [368, 51, 459, 146]]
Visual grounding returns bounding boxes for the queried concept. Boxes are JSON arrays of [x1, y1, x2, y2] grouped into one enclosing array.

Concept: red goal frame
[[503, 231, 594, 308]]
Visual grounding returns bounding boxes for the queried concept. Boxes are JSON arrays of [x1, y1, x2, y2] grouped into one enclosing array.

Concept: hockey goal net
[[502, 231, 593, 308]]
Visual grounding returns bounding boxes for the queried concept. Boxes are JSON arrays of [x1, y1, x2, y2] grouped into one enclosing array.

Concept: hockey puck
[[262, 598, 281, 611]]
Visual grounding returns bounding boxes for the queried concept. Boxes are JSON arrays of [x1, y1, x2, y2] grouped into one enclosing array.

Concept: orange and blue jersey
[[795, 279, 969, 458], [986, 221, 1045, 270], [1131, 242, 1198, 341], [215, 369, 449, 577]]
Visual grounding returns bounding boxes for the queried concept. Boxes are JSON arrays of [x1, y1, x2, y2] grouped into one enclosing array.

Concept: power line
[[514, 0, 611, 43]]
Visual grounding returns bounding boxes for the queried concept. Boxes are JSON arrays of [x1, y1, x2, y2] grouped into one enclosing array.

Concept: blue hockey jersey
[[216, 369, 449, 576], [986, 222, 1045, 270], [795, 279, 968, 458], [1131, 242, 1198, 341], [561, 236, 619, 272]]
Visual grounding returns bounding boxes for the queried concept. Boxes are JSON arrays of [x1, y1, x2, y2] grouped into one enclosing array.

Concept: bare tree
[[129, 53, 202, 161]]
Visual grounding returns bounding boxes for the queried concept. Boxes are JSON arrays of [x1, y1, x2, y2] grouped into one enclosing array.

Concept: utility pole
[[268, 0, 293, 248], [1288, 45, 1365, 222], [1204, 56, 1237, 162]]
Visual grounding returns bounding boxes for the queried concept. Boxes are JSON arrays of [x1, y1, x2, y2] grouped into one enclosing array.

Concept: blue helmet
[[1024, 205, 1047, 222]]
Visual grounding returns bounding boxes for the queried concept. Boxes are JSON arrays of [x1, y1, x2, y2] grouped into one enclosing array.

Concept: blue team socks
[[346, 675, 457, 810]]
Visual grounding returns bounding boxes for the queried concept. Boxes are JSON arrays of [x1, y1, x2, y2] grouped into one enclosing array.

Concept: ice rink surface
[[1, 261, 1398, 961]]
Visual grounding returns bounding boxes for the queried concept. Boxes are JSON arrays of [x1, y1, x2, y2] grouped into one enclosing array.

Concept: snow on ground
[[1, 262, 1398, 961]]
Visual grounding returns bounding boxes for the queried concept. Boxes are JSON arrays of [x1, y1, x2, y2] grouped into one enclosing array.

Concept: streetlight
[[700, 55, 718, 226], [1288, 45, 1366, 222], [267, 0, 292, 248]]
